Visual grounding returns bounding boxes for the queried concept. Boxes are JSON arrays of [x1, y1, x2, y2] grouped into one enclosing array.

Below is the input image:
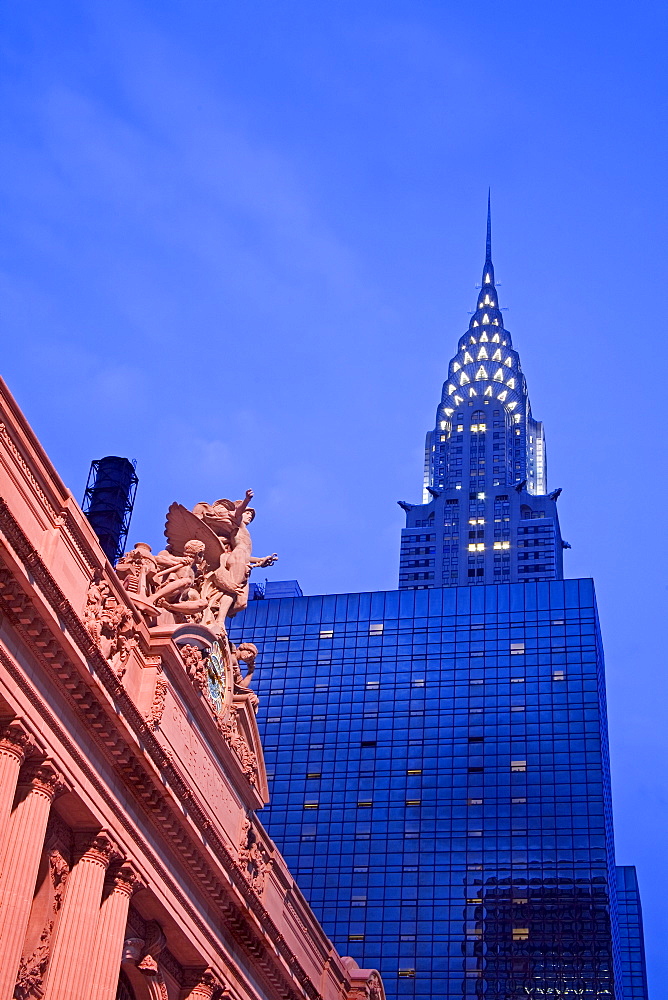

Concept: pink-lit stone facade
[[0, 375, 385, 1000]]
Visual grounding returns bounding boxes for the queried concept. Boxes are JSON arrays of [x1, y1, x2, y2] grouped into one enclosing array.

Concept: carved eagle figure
[[164, 503, 225, 572]]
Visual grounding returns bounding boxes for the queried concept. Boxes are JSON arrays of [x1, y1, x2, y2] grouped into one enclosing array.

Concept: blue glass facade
[[616, 867, 649, 999], [232, 579, 647, 999]]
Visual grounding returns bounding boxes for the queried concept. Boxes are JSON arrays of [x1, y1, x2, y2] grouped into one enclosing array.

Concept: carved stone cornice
[[0, 421, 58, 520], [0, 505, 321, 1000], [0, 718, 35, 764], [18, 759, 64, 800], [74, 829, 120, 868]]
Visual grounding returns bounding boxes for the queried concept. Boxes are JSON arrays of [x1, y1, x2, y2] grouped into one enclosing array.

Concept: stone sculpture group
[[115, 489, 277, 630]]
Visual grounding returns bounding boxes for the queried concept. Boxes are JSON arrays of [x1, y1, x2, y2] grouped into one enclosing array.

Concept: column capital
[[182, 968, 226, 999], [19, 758, 64, 800], [0, 719, 35, 764], [74, 829, 120, 868], [106, 860, 144, 898]]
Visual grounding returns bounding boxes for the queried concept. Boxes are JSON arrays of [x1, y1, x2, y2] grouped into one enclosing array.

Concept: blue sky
[[2, 0, 667, 989]]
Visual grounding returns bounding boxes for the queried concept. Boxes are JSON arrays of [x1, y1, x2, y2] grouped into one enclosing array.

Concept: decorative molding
[[14, 924, 52, 1000], [180, 644, 208, 695], [239, 818, 273, 896], [145, 672, 168, 731], [216, 708, 257, 786], [0, 422, 58, 520], [59, 507, 97, 571], [49, 847, 70, 911], [83, 570, 141, 678]]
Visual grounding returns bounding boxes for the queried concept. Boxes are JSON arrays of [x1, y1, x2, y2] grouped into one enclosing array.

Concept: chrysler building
[[399, 197, 566, 589]]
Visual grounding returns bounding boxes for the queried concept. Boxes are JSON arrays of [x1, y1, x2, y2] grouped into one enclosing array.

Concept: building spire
[[469, 191, 502, 330]]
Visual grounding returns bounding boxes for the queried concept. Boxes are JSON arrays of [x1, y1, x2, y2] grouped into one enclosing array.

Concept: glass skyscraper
[[232, 207, 648, 999]]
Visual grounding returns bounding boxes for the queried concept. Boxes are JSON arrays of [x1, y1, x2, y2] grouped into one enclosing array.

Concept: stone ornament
[[136, 920, 167, 975], [13, 925, 51, 1000], [367, 972, 383, 1000], [83, 570, 140, 678], [238, 817, 272, 894], [180, 644, 208, 694], [182, 967, 226, 999], [145, 669, 168, 731], [49, 848, 70, 911], [174, 633, 260, 784], [231, 642, 258, 701], [216, 708, 258, 786]]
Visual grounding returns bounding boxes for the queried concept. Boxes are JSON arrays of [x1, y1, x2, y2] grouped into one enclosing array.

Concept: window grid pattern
[[615, 866, 650, 999], [232, 581, 645, 1000]]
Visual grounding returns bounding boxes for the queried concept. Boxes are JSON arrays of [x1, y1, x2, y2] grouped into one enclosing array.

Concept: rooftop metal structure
[[82, 456, 138, 564]]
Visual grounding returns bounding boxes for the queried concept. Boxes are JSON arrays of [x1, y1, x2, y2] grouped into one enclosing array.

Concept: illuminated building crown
[[398, 195, 564, 590]]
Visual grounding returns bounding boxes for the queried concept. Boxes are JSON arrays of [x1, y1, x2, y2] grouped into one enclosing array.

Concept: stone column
[[0, 759, 62, 1000], [89, 863, 142, 1000], [181, 969, 225, 1000], [0, 720, 34, 863], [42, 831, 118, 1000]]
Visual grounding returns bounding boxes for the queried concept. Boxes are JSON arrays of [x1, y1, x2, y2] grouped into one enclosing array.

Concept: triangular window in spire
[[452, 361, 461, 372], [475, 366, 488, 380], [469, 388, 477, 396], [492, 348, 502, 361], [444, 407, 454, 416], [480, 331, 489, 342], [492, 319, 499, 325], [469, 336, 476, 344], [484, 272, 492, 284], [463, 352, 474, 364], [472, 321, 479, 327], [484, 386, 493, 397], [506, 377, 516, 389], [482, 313, 490, 325], [492, 333, 500, 343], [504, 357, 512, 367], [497, 390, 508, 401], [447, 384, 456, 395], [460, 372, 470, 385], [507, 401, 518, 411], [493, 368, 504, 382], [477, 347, 488, 360], [454, 394, 463, 405]]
